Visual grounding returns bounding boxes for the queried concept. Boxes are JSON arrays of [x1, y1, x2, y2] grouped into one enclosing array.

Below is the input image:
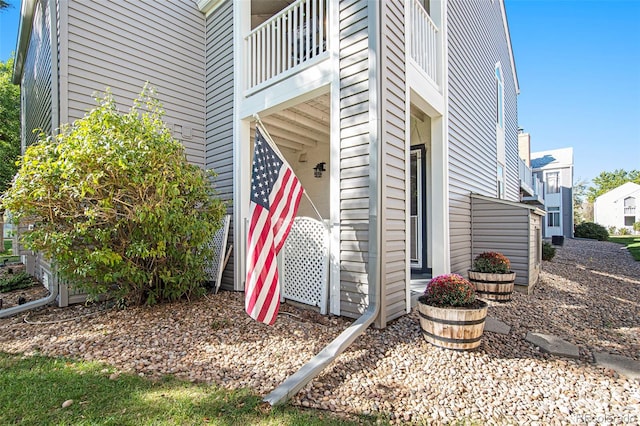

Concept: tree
[[2, 86, 227, 305], [586, 169, 640, 202], [0, 1, 10, 11], [0, 57, 21, 252], [573, 178, 588, 225]]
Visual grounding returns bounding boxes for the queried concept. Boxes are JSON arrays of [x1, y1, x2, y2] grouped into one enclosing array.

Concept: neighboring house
[[531, 147, 574, 239], [12, 0, 542, 326], [594, 182, 640, 233]]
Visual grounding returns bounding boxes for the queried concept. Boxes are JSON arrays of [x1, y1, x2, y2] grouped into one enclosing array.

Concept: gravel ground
[[1, 238, 639, 424]]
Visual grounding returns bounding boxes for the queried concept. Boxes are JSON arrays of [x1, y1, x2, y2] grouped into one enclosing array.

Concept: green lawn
[[0, 352, 379, 426], [0, 239, 20, 264], [608, 236, 640, 261]]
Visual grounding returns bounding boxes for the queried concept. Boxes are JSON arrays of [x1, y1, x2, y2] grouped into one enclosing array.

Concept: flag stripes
[[245, 128, 303, 325]]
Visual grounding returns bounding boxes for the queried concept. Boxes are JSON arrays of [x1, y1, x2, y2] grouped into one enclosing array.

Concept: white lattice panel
[[205, 215, 230, 292], [282, 217, 329, 314]]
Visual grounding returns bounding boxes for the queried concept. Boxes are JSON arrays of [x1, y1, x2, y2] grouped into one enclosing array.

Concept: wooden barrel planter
[[417, 300, 488, 350], [468, 271, 516, 302]]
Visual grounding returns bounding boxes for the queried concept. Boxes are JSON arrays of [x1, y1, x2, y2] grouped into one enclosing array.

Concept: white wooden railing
[[410, 0, 439, 87], [245, 0, 327, 91]]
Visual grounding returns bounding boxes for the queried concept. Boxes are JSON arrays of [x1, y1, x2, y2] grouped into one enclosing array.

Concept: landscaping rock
[[1, 238, 639, 424]]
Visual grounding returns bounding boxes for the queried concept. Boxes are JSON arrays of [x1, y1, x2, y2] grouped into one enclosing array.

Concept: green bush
[[0, 273, 34, 292], [608, 226, 617, 235], [634, 222, 640, 232], [574, 222, 609, 241], [2, 86, 226, 305], [618, 227, 630, 235], [542, 241, 556, 261]]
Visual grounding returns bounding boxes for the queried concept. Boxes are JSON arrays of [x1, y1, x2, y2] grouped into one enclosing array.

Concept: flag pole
[[253, 114, 326, 225]]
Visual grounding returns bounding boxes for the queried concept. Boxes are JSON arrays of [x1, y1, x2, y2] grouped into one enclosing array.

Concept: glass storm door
[[410, 149, 424, 269]]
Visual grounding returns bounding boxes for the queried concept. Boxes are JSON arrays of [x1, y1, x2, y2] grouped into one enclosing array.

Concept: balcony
[[409, 0, 441, 90], [519, 159, 544, 205], [245, 0, 328, 93]]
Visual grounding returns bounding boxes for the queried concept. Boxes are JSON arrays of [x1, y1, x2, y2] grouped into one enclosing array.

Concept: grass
[[0, 352, 380, 426], [0, 239, 20, 264], [608, 236, 640, 261]]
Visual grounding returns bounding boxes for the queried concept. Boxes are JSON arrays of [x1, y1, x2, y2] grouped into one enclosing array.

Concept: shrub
[[2, 85, 226, 305], [471, 251, 511, 273], [420, 274, 476, 307], [574, 222, 609, 241], [619, 227, 630, 235], [0, 272, 34, 292], [634, 222, 640, 232], [608, 226, 617, 235], [542, 241, 556, 261]]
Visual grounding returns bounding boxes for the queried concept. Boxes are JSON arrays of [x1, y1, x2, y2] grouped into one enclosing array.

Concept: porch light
[[313, 162, 326, 178]]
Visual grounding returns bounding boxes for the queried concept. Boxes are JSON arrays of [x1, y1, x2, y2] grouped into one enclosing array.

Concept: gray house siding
[[560, 168, 573, 238], [63, 0, 206, 167], [339, 0, 371, 319], [205, 0, 235, 290], [379, 0, 407, 325], [21, 0, 53, 148], [447, 0, 519, 275], [471, 194, 543, 290]]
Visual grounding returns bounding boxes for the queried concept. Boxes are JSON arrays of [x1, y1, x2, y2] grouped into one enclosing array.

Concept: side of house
[[594, 182, 640, 232], [11, 0, 537, 327], [13, 0, 206, 304]]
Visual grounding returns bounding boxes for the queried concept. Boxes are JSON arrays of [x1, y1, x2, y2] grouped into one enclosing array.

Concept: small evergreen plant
[[574, 222, 608, 241]]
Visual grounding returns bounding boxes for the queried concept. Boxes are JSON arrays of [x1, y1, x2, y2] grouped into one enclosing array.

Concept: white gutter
[[264, 0, 383, 406]]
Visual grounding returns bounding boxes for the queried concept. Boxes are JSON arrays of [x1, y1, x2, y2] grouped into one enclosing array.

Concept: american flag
[[245, 128, 303, 325]]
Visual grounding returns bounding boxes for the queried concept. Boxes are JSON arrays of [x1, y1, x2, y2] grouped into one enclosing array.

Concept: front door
[[410, 147, 427, 272]]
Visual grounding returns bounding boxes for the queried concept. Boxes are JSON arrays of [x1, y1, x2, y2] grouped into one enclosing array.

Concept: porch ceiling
[[255, 93, 330, 152]]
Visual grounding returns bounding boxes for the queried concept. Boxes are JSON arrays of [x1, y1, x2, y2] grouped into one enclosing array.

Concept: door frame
[[410, 144, 428, 274]]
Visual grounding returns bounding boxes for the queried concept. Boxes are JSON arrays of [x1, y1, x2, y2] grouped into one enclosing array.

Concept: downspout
[[0, 279, 58, 319], [0, 0, 61, 319], [263, 0, 383, 406]]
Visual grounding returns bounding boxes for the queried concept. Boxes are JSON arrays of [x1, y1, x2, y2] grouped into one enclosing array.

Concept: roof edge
[[12, 0, 36, 84], [197, 0, 225, 17], [499, 0, 519, 95], [471, 193, 546, 216]]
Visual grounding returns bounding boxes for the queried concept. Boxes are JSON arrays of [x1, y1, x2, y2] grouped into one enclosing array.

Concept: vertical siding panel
[[22, 0, 53, 148], [205, 0, 235, 290], [65, 0, 206, 167], [379, 0, 406, 325], [447, 0, 519, 274], [339, 0, 370, 318]]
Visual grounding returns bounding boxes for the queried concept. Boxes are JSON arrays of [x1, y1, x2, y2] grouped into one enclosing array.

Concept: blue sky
[[1, 0, 639, 185]]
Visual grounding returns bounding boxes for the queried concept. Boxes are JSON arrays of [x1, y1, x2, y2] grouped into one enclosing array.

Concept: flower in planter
[[472, 251, 511, 274], [419, 273, 477, 307]]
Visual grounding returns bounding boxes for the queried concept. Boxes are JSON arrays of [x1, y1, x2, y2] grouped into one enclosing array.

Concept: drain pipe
[[264, 0, 383, 406], [0, 280, 58, 319]]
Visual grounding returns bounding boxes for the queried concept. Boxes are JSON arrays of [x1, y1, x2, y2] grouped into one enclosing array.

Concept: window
[[546, 172, 559, 194], [625, 216, 635, 226], [624, 197, 636, 215], [495, 64, 504, 129], [497, 164, 505, 199], [547, 206, 560, 227]]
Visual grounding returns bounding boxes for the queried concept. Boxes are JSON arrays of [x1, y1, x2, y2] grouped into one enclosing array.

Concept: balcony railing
[[624, 206, 636, 215], [245, 0, 327, 91], [410, 0, 440, 88], [520, 159, 544, 204]]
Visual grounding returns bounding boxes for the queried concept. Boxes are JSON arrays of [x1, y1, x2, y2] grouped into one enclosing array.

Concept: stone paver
[[594, 352, 640, 380], [484, 316, 510, 335], [525, 332, 580, 359]]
